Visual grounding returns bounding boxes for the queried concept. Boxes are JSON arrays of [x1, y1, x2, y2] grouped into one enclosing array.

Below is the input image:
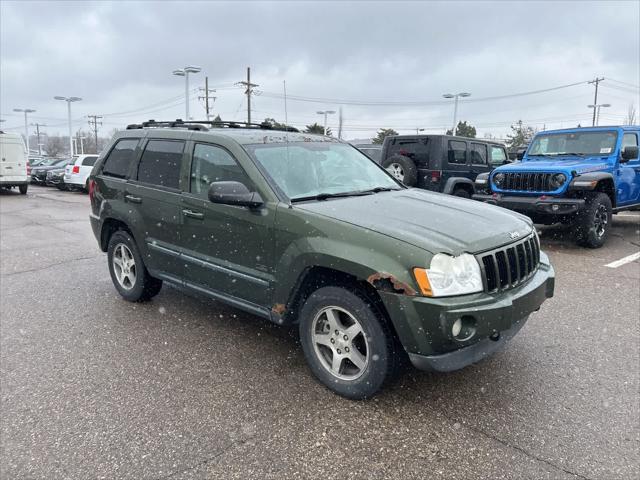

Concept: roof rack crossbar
[[126, 119, 298, 133]]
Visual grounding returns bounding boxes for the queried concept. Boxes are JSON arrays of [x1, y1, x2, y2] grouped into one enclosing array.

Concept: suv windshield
[[528, 131, 618, 157], [245, 142, 400, 200]]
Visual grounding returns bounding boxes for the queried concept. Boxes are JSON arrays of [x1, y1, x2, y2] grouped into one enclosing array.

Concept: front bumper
[[472, 193, 585, 216], [380, 254, 555, 372]]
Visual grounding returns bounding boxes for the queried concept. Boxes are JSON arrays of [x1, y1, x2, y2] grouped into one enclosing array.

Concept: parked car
[[473, 126, 640, 248], [354, 144, 382, 163], [45, 168, 67, 189], [0, 131, 29, 194], [28, 156, 48, 167], [64, 154, 99, 191], [89, 119, 555, 399], [379, 134, 510, 197], [31, 158, 73, 184]]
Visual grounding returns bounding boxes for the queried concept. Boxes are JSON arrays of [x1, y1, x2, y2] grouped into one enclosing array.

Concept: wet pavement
[[1, 185, 639, 479]]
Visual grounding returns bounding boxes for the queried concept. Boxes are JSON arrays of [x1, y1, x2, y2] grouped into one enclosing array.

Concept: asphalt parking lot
[[1, 185, 639, 480]]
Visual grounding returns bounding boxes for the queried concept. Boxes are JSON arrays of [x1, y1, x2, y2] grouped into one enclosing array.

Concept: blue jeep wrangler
[[473, 126, 640, 248]]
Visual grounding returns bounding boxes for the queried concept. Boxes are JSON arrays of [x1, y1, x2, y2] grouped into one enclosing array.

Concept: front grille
[[499, 172, 555, 192], [478, 233, 540, 293]]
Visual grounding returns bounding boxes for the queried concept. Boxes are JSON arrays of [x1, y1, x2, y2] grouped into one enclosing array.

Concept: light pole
[[173, 66, 201, 120], [54, 96, 82, 156], [442, 92, 471, 135], [587, 103, 611, 126], [13, 108, 36, 152], [316, 110, 336, 135]]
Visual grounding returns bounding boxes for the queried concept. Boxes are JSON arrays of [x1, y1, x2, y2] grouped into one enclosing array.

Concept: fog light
[[452, 316, 477, 341], [452, 319, 462, 337]]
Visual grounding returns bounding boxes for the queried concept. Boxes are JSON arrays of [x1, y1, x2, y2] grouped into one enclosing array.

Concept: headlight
[[549, 173, 566, 189], [493, 173, 505, 187], [413, 253, 483, 297]]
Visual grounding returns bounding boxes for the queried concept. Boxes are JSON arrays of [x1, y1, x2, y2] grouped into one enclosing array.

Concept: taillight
[[26, 163, 31, 175], [72, 166, 80, 174], [430, 170, 442, 183], [88, 179, 96, 201]]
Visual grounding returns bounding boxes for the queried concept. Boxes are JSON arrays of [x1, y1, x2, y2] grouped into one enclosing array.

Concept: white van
[[0, 131, 29, 194]]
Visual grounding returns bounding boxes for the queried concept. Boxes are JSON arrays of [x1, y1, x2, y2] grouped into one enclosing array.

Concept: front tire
[[575, 192, 612, 248], [298, 286, 400, 399], [19, 184, 28, 194], [107, 230, 163, 301]]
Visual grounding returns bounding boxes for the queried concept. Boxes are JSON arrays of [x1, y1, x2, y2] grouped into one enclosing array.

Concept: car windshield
[[245, 142, 401, 200], [53, 158, 71, 166], [528, 131, 618, 157]]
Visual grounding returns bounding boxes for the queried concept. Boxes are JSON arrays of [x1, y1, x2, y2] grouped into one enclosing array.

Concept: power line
[[259, 80, 590, 106], [607, 78, 640, 89]]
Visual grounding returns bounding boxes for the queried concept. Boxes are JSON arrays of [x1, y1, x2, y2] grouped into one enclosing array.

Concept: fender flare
[[442, 177, 475, 195]]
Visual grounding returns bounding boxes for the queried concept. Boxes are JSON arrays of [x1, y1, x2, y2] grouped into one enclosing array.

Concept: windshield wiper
[[291, 190, 375, 202], [358, 186, 402, 194], [545, 152, 586, 156]]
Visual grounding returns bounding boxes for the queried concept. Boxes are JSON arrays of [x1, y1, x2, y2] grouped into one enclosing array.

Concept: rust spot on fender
[[367, 272, 417, 296], [271, 303, 286, 315]]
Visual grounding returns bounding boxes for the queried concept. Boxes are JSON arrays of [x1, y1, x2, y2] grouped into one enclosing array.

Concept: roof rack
[[126, 119, 299, 133]]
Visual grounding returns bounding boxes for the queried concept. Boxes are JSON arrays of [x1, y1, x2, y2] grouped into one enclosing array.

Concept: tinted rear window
[[102, 139, 139, 178], [388, 138, 430, 166], [136, 139, 184, 189], [448, 140, 467, 164], [82, 156, 98, 167]]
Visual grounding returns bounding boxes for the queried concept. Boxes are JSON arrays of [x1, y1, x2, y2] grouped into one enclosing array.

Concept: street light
[[587, 103, 611, 126], [173, 66, 201, 120], [443, 92, 471, 136], [54, 96, 82, 156], [13, 108, 36, 152], [316, 110, 336, 136]]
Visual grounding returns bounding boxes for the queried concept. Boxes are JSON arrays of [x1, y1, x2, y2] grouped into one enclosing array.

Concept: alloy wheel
[[386, 163, 405, 181], [311, 306, 369, 380], [113, 244, 137, 290]]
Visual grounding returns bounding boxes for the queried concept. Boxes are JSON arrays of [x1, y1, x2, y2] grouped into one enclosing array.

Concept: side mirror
[[208, 181, 264, 208], [621, 145, 638, 162]]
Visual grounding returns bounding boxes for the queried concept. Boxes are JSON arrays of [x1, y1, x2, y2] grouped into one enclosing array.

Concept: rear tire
[[107, 230, 163, 302], [381, 155, 417, 187], [298, 286, 401, 399], [574, 192, 612, 248], [18, 185, 28, 194], [452, 187, 471, 199]]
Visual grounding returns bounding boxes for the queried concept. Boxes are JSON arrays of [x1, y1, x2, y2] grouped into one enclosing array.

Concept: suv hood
[[295, 189, 532, 255], [505, 156, 612, 173]]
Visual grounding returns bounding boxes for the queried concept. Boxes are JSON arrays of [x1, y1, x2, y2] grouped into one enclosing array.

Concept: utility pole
[[588, 77, 605, 126], [198, 77, 217, 121], [13, 108, 36, 152], [236, 67, 259, 124], [31, 122, 46, 156], [88, 115, 103, 153]]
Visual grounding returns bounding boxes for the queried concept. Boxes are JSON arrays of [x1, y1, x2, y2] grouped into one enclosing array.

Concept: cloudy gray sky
[[1, 0, 639, 142]]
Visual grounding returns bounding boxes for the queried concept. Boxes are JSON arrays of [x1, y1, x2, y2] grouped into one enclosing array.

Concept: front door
[[617, 132, 640, 206], [469, 142, 490, 179], [180, 142, 275, 308]]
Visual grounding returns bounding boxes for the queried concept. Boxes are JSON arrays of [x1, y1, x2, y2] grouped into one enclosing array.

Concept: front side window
[[102, 139, 139, 178], [137, 139, 184, 189], [622, 133, 638, 148], [528, 131, 618, 157], [245, 142, 400, 200], [490, 146, 507, 164], [448, 140, 467, 164], [190, 143, 253, 196], [470, 143, 488, 165]]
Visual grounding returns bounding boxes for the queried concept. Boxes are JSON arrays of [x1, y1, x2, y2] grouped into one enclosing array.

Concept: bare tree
[[45, 135, 67, 157], [625, 104, 637, 125]]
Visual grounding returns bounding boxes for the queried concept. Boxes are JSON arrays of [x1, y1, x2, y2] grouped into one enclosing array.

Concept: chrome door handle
[[182, 209, 204, 219], [125, 194, 142, 204]]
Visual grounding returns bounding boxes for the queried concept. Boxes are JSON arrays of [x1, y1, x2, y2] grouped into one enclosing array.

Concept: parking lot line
[[605, 251, 640, 268]]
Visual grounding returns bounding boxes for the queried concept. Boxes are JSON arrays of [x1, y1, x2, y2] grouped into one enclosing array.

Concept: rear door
[[125, 138, 186, 279], [617, 132, 640, 205], [469, 142, 489, 179], [0, 136, 27, 180]]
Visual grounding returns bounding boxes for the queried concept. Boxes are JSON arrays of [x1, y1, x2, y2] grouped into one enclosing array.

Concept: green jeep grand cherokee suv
[[89, 120, 555, 399]]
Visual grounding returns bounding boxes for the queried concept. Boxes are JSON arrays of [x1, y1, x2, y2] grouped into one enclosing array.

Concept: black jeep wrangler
[[380, 135, 510, 197]]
